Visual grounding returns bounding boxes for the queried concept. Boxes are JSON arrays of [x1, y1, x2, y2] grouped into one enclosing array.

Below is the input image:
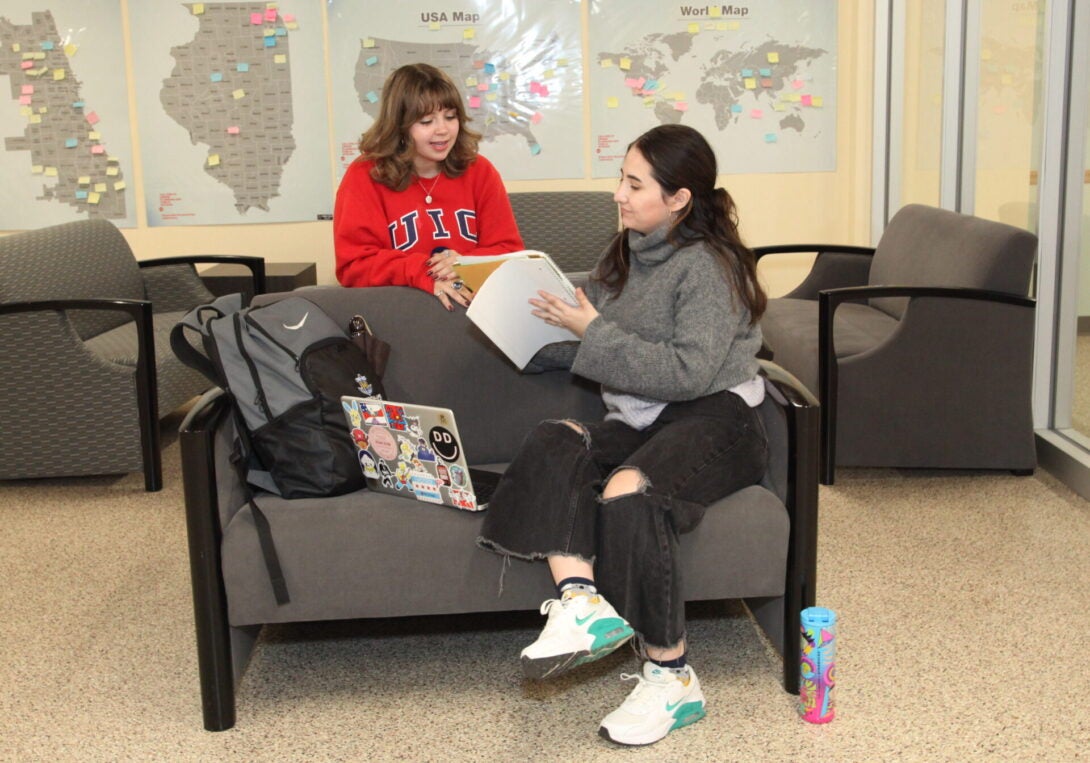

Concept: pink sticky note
[[534, 82, 549, 97], [250, 12, 263, 24], [21, 85, 34, 95], [750, 108, 764, 118], [468, 96, 481, 108], [21, 60, 33, 70], [473, 60, 484, 69], [91, 145, 105, 154], [476, 82, 489, 92], [792, 79, 804, 90], [635, 77, 646, 88], [227, 125, 240, 134], [801, 94, 813, 107], [624, 77, 640, 88], [19, 95, 31, 105], [265, 8, 277, 21], [531, 112, 543, 125], [283, 13, 295, 22], [85, 111, 100, 125], [673, 101, 689, 112]]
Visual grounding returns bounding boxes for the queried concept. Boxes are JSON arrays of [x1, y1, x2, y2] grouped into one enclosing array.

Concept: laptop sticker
[[385, 404, 407, 430], [406, 415, 423, 437], [429, 426, 461, 462], [378, 461, 396, 488], [358, 450, 379, 479], [449, 488, 476, 510], [436, 463, 451, 486], [394, 461, 415, 489], [449, 463, 468, 488], [369, 426, 398, 461], [410, 473, 444, 503], [343, 400, 362, 427], [363, 402, 388, 427], [351, 428, 368, 449]]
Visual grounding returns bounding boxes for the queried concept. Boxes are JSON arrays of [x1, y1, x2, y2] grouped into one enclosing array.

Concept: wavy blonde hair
[[358, 63, 481, 191]]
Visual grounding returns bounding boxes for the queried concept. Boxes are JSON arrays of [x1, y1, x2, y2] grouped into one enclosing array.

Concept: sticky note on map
[[429, 21, 440, 30], [463, 28, 475, 40], [31, 165, 43, 174], [44, 166, 58, 176], [619, 57, 632, 70], [237, 62, 249, 72], [531, 112, 543, 125], [801, 94, 813, 106], [250, 12, 262, 24], [227, 125, 240, 134], [764, 133, 778, 144], [366, 90, 378, 103], [86, 111, 100, 125], [210, 72, 223, 82], [265, 8, 277, 21], [727, 21, 740, 30], [65, 138, 77, 148], [274, 54, 287, 64], [674, 102, 689, 112], [232, 89, 245, 99], [530, 143, 541, 156], [94, 183, 107, 192], [64, 44, 78, 57], [78, 176, 90, 184], [41, 41, 54, 50], [768, 52, 780, 63], [114, 181, 126, 191], [53, 68, 65, 80], [88, 192, 100, 204], [600, 58, 613, 68], [750, 108, 763, 118], [207, 154, 220, 167], [688, 23, 700, 34], [91, 145, 105, 155], [75, 190, 88, 200], [106, 167, 118, 176], [192, 3, 205, 14], [366, 56, 378, 66], [468, 96, 481, 108], [744, 78, 756, 89], [88, 131, 100, 140], [606, 97, 619, 108], [362, 37, 375, 48], [811, 96, 823, 107], [264, 37, 276, 47]]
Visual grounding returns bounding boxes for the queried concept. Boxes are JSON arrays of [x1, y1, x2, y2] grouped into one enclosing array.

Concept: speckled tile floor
[[3, 434, 1089, 762]]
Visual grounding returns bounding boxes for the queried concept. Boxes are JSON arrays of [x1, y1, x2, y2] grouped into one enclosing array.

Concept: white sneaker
[[598, 661, 707, 746], [520, 590, 634, 680]]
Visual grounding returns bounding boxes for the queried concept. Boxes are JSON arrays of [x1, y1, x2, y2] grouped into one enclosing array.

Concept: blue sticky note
[[65, 138, 78, 148], [741, 68, 753, 77], [236, 62, 250, 72], [276, 27, 286, 36], [759, 68, 772, 77], [366, 55, 378, 66], [530, 143, 542, 156], [764, 133, 778, 143], [484, 62, 496, 75], [490, 82, 498, 91], [731, 103, 743, 113], [264, 36, 276, 47], [75, 190, 88, 199], [366, 90, 379, 103], [72, 100, 84, 109], [210, 72, 223, 82], [645, 79, 658, 91], [41, 41, 54, 50]]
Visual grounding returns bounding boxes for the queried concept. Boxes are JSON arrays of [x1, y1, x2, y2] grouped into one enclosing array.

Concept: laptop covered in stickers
[[340, 396, 501, 511]]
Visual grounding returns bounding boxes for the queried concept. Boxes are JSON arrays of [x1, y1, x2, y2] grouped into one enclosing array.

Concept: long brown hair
[[594, 124, 766, 323], [358, 63, 482, 191]]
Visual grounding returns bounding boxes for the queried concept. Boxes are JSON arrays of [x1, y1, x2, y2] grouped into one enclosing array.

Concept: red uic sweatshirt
[[333, 155, 525, 291]]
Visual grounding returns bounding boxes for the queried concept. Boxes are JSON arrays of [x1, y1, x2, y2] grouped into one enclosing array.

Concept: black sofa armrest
[[755, 244, 876, 301], [817, 285, 1035, 484], [757, 359, 819, 693], [0, 298, 160, 490], [140, 256, 267, 311]]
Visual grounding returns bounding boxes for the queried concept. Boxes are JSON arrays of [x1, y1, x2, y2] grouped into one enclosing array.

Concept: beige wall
[[7, 2, 874, 298]]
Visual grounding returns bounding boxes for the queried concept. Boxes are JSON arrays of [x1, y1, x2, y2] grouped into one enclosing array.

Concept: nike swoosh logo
[[575, 613, 595, 626], [282, 311, 309, 330], [665, 699, 683, 712]]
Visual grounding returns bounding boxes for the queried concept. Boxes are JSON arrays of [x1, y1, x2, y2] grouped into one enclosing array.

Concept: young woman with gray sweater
[[477, 124, 768, 747]]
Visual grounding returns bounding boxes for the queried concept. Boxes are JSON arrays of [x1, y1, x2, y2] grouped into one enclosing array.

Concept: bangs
[[406, 84, 462, 123]]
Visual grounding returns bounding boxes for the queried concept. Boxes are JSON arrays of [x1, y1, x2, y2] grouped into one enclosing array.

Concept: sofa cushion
[[219, 483, 789, 626], [760, 298, 899, 397], [83, 308, 209, 415]]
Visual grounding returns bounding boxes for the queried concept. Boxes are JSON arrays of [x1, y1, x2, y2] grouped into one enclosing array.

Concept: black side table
[[201, 261, 317, 298]]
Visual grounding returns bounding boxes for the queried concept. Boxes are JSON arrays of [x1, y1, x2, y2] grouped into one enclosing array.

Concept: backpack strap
[[228, 446, 291, 606]]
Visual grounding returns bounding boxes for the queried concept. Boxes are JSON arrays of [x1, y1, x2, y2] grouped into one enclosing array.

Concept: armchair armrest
[[817, 285, 1035, 484], [140, 256, 267, 312], [0, 298, 161, 490], [757, 359, 819, 693], [755, 244, 876, 300]]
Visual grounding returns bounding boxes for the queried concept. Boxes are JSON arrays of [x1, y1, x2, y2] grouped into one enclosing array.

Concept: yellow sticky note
[[709, 5, 722, 16], [606, 96, 620, 108], [264, 28, 275, 37], [499, 72, 509, 81], [107, 156, 119, 164], [466, 76, 478, 87], [53, 68, 65, 80], [744, 78, 756, 89], [463, 28, 475, 40], [31, 165, 43, 174], [273, 54, 287, 64], [767, 52, 780, 64], [44, 166, 57, 176], [715, 21, 728, 31], [94, 183, 107, 192], [88, 131, 100, 140], [106, 166, 119, 176], [619, 57, 632, 70], [19, 106, 31, 116], [811, 96, 823, 107], [12, 43, 20, 52], [558, 58, 568, 67], [88, 192, 100, 204], [671, 91, 685, 101], [544, 69, 554, 79], [192, 3, 205, 14], [428, 21, 440, 31], [232, 89, 245, 99], [362, 37, 375, 48], [64, 43, 78, 57], [600, 58, 613, 68], [643, 96, 655, 106], [285, 21, 298, 30], [78, 175, 91, 184], [687, 22, 699, 34], [114, 181, 126, 191], [207, 154, 220, 167], [29, 114, 42, 123], [38, 106, 47, 113], [486, 93, 497, 102], [727, 20, 740, 30]]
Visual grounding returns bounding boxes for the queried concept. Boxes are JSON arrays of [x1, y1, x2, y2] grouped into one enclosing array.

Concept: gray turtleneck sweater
[[531, 225, 762, 424]]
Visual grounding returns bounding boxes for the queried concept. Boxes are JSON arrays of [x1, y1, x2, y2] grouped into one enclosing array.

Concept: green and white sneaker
[[598, 662, 707, 746], [520, 590, 634, 680]]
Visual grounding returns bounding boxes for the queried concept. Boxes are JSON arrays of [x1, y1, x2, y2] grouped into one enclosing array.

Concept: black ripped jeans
[[477, 390, 768, 649]]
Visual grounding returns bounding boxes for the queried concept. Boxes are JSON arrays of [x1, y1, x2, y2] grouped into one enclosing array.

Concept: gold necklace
[[417, 173, 441, 204]]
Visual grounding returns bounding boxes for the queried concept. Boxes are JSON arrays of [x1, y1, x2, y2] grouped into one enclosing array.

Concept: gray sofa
[[0, 218, 264, 491], [179, 285, 819, 730]]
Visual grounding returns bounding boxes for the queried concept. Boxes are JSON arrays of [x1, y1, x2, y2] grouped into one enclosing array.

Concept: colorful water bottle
[[798, 606, 837, 723]]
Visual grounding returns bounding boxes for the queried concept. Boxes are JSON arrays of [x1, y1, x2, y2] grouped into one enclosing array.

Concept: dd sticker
[[429, 426, 460, 462]]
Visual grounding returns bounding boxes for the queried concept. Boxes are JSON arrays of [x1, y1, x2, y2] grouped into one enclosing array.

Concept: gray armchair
[[756, 203, 1038, 484], [0, 218, 265, 491], [509, 192, 618, 272]]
